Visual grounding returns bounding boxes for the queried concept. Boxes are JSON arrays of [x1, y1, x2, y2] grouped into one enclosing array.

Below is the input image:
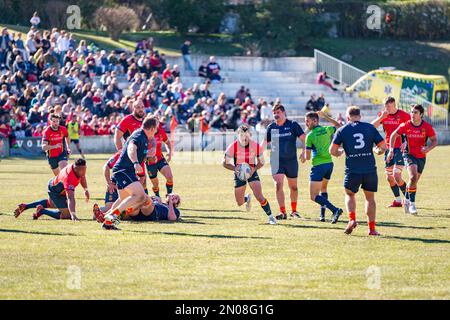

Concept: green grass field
[[0, 148, 449, 299]]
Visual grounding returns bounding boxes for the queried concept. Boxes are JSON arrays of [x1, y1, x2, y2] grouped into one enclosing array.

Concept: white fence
[[314, 49, 366, 86]]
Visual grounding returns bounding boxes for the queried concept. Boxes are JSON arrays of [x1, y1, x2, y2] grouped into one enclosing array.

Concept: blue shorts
[[344, 172, 378, 193], [270, 158, 298, 178], [130, 207, 181, 221], [403, 154, 426, 174], [48, 151, 68, 170], [234, 170, 260, 188], [111, 169, 138, 190], [310, 163, 334, 182], [384, 148, 404, 168], [104, 189, 119, 204], [146, 158, 169, 179]]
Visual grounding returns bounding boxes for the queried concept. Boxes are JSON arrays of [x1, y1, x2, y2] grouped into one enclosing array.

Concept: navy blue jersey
[[113, 128, 148, 174], [154, 202, 180, 220], [266, 119, 305, 159], [332, 121, 384, 174]]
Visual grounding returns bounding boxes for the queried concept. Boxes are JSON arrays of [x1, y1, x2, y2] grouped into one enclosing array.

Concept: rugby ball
[[236, 163, 252, 181]]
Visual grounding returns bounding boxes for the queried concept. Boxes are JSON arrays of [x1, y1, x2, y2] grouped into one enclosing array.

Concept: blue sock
[[40, 209, 61, 219], [314, 195, 338, 213], [260, 199, 272, 216], [320, 192, 328, 215], [26, 199, 48, 209]]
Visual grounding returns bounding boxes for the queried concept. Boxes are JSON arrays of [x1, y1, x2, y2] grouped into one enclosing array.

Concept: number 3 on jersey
[[353, 133, 365, 149]]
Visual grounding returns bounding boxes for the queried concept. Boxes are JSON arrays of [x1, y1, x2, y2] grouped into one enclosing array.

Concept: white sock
[[395, 196, 401, 202]]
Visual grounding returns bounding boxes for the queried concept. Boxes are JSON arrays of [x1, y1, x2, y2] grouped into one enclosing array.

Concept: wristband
[[133, 161, 139, 165]]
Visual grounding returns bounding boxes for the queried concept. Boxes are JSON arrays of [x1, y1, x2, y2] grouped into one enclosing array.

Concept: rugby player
[[146, 121, 174, 197], [387, 104, 437, 215], [262, 104, 306, 220], [114, 99, 146, 150], [330, 106, 386, 236], [102, 115, 158, 230], [14, 158, 89, 221], [123, 194, 181, 222], [67, 114, 85, 159], [42, 113, 71, 175], [371, 96, 410, 207], [304, 111, 343, 223], [223, 124, 277, 225]]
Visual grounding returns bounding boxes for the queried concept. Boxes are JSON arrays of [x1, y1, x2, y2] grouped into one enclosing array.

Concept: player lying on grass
[[93, 194, 181, 224], [387, 104, 437, 215], [14, 158, 89, 221], [330, 106, 386, 236], [102, 115, 158, 230], [304, 111, 343, 223], [222, 124, 277, 225], [371, 96, 410, 208]]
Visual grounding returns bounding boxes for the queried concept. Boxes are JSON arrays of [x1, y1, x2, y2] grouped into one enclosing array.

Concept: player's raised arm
[[318, 110, 342, 128], [167, 195, 178, 221], [371, 109, 388, 128]]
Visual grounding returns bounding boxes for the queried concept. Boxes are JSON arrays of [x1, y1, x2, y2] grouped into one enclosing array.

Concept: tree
[[95, 5, 139, 41]]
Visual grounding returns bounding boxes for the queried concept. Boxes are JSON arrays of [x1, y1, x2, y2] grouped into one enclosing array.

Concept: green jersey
[[305, 125, 336, 166]]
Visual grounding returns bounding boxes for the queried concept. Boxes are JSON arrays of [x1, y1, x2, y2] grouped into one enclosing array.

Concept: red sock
[[291, 202, 297, 212], [349, 212, 356, 221], [112, 209, 121, 217], [280, 206, 286, 214], [368, 221, 376, 231]]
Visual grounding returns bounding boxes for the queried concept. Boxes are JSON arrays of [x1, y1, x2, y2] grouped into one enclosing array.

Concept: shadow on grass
[[128, 218, 206, 225], [383, 235, 450, 244], [186, 215, 255, 221], [127, 230, 271, 240], [276, 223, 340, 231], [377, 222, 446, 230], [0, 228, 77, 236], [181, 208, 243, 213]]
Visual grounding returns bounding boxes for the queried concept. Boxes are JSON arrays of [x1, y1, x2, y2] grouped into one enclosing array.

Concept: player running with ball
[[387, 104, 437, 215], [223, 124, 277, 225], [329, 106, 386, 236], [304, 111, 343, 223]]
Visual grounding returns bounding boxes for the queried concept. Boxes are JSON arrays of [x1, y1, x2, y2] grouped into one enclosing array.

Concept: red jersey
[[147, 126, 168, 164], [116, 114, 143, 140], [42, 125, 68, 158], [379, 109, 410, 149], [49, 164, 81, 195], [397, 120, 436, 159], [225, 140, 262, 168], [80, 124, 95, 136]]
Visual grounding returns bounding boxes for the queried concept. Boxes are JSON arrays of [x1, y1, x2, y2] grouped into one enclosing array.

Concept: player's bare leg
[[51, 167, 61, 176], [272, 174, 286, 220], [74, 142, 85, 159], [386, 167, 402, 207], [248, 181, 276, 224], [234, 185, 247, 207], [344, 189, 358, 234], [363, 190, 379, 236], [150, 177, 160, 197], [287, 177, 301, 218], [58, 160, 68, 171], [160, 165, 174, 195], [393, 165, 407, 204]]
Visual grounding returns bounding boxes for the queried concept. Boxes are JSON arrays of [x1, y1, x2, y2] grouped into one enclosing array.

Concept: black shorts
[[310, 163, 333, 182], [403, 154, 426, 174], [146, 158, 169, 179], [270, 158, 298, 178], [234, 170, 260, 188], [71, 139, 80, 144], [344, 172, 378, 193], [111, 169, 138, 190], [47, 181, 68, 209], [47, 151, 68, 170], [384, 148, 404, 168]]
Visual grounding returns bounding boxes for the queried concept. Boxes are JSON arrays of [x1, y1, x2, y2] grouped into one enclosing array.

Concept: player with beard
[[42, 113, 71, 176]]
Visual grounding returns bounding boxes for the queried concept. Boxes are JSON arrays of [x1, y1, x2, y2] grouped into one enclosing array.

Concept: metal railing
[[314, 49, 366, 86], [398, 90, 448, 128]]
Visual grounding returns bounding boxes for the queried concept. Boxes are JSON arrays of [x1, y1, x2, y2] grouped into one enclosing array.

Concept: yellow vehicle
[[346, 69, 449, 111]]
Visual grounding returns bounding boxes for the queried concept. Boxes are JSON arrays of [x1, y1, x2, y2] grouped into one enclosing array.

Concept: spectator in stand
[[0, 28, 12, 67], [198, 60, 208, 79], [181, 40, 194, 71], [207, 56, 221, 82], [316, 93, 326, 109], [305, 94, 319, 111], [316, 71, 337, 91], [30, 12, 41, 27]]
